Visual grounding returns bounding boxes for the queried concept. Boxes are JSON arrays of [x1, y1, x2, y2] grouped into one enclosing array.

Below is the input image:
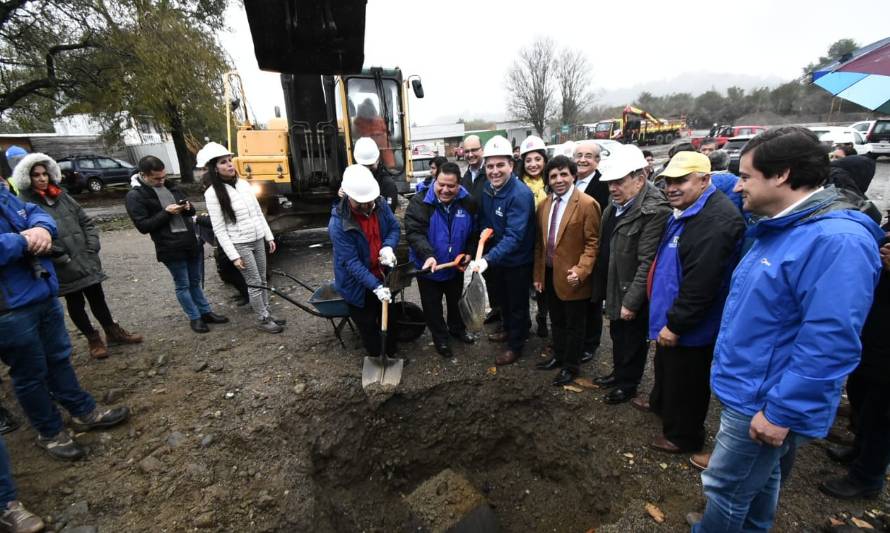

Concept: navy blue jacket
[[329, 197, 400, 307], [404, 185, 476, 282], [0, 187, 59, 312], [479, 176, 535, 267], [648, 185, 745, 345]]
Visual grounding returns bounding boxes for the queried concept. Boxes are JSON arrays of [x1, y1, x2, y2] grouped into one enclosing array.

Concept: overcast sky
[[220, 0, 889, 126]]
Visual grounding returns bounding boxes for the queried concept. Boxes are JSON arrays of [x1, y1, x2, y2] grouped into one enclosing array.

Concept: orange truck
[[592, 105, 687, 146]]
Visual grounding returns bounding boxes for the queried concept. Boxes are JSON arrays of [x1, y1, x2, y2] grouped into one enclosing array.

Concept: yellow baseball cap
[[659, 151, 711, 178]]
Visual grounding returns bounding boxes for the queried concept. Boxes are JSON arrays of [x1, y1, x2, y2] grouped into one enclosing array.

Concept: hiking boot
[[85, 330, 108, 359], [36, 431, 85, 461], [70, 406, 130, 432], [0, 501, 45, 533], [102, 322, 143, 344], [0, 404, 19, 435], [255, 317, 283, 334]]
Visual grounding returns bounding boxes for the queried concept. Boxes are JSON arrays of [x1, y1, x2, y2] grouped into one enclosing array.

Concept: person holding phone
[[126, 156, 228, 333]]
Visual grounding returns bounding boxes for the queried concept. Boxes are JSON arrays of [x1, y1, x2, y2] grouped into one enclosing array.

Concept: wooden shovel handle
[[381, 300, 388, 332], [433, 253, 467, 272], [475, 228, 494, 261]]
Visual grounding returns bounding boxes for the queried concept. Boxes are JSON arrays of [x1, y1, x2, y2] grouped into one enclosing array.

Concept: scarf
[[35, 183, 63, 200]]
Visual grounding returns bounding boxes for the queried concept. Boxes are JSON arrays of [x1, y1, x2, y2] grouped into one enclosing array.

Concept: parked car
[[57, 155, 137, 193], [691, 125, 766, 149], [808, 126, 877, 158], [409, 155, 434, 190], [722, 135, 755, 176], [850, 120, 874, 134], [857, 118, 890, 160]]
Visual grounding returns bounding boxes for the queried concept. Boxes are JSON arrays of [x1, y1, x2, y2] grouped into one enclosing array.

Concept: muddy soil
[[2, 225, 889, 532]]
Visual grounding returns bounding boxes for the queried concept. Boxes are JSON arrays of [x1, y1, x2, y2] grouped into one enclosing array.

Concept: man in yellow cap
[[643, 151, 745, 456]]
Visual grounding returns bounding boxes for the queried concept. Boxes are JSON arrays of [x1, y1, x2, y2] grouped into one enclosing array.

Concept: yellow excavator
[[229, 0, 424, 234]]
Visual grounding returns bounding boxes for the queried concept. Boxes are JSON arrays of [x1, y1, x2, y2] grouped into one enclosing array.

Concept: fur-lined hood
[[9, 152, 61, 191]]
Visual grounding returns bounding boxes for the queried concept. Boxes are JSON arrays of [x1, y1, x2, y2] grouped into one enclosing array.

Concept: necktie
[[546, 195, 561, 267]]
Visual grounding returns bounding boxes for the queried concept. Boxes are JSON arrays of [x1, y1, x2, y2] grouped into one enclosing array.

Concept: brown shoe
[[487, 331, 508, 343], [690, 452, 711, 471], [649, 435, 683, 454], [0, 500, 45, 533], [103, 322, 143, 344], [495, 350, 519, 366], [85, 331, 108, 359], [630, 396, 650, 412]]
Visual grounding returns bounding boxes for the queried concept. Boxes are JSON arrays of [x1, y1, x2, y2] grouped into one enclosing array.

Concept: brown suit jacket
[[533, 187, 601, 301]]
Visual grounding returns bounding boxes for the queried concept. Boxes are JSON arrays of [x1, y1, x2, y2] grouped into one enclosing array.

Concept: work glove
[[378, 246, 396, 268], [373, 285, 392, 303], [469, 258, 488, 274]]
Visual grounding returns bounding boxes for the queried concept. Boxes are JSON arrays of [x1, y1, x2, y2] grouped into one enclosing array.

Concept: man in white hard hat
[[459, 135, 487, 203], [573, 140, 609, 364], [470, 135, 536, 366], [353, 137, 400, 213], [329, 164, 402, 357], [591, 144, 670, 405]]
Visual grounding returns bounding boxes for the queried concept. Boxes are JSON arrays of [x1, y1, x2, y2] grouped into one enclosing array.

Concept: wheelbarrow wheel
[[390, 301, 426, 342]]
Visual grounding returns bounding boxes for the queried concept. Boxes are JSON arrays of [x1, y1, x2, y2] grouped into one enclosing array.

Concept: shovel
[[385, 254, 468, 293], [459, 228, 494, 333]]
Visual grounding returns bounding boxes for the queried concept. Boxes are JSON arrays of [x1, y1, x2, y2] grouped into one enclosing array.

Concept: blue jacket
[[709, 172, 744, 212], [712, 187, 883, 438], [648, 185, 745, 345], [0, 187, 59, 312], [479, 176, 535, 267], [329, 197, 401, 307], [404, 185, 476, 282]]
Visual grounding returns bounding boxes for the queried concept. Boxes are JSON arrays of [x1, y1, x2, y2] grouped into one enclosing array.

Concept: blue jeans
[[163, 253, 212, 320], [0, 437, 15, 507], [0, 298, 96, 438], [694, 407, 808, 533]]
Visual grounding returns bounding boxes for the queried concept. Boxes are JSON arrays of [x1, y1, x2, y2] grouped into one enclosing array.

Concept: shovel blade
[[361, 356, 405, 388], [459, 272, 488, 333]]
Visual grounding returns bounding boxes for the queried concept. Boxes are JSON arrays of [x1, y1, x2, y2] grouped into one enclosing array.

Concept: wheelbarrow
[[247, 271, 356, 348]]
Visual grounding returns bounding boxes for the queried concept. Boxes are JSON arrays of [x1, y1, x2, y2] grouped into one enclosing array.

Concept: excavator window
[[346, 77, 405, 174]]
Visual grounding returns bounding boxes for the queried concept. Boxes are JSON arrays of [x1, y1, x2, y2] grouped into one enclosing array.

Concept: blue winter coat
[[710, 172, 744, 212], [479, 176, 535, 267], [404, 185, 476, 282], [329, 197, 401, 307], [0, 187, 59, 312], [648, 185, 745, 346], [712, 187, 883, 438]]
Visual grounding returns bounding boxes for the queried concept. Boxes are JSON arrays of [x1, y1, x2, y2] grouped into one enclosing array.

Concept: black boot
[[0, 403, 19, 435]]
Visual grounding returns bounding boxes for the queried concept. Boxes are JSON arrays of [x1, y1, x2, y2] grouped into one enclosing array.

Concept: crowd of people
[[0, 125, 887, 531], [331, 126, 889, 532]]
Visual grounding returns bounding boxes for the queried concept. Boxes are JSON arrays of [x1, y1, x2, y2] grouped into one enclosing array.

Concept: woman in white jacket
[[198, 142, 285, 333]]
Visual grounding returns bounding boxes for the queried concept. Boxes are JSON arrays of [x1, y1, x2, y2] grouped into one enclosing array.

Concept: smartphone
[[177, 199, 188, 206]]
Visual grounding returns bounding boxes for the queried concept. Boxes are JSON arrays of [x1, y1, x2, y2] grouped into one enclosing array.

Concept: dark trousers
[[847, 368, 890, 490], [608, 305, 650, 389], [583, 300, 603, 353], [649, 343, 713, 451], [545, 268, 587, 371], [348, 289, 399, 357], [64, 282, 114, 335], [535, 289, 548, 329], [417, 275, 465, 345], [483, 269, 499, 312], [489, 263, 531, 354]]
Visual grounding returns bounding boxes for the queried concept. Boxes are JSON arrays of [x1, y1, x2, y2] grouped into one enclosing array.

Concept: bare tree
[[506, 37, 556, 137], [555, 48, 593, 127]]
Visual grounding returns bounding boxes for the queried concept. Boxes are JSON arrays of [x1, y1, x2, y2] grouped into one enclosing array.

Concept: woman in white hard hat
[[329, 164, 402, 356], [198, 142, 284, 334], [518, 135, 551, 338]]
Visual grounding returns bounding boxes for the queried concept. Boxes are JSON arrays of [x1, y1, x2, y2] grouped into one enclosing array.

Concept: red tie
[[546, 196, 561, 267]]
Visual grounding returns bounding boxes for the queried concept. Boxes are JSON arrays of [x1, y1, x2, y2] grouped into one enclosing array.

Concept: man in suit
[[533, 155, 601, 385], [574, 140, 608, 364], [460, 135, 487, 203]]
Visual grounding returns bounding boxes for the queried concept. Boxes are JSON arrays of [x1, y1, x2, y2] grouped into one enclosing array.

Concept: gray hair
[[708, 149, 730, 171]]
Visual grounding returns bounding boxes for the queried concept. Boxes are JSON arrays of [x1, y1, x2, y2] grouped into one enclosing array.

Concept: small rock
[[139, 455, 163, 474], [200, 434, 215, 448], [193, 361, 208, 372], [66, 500, 89, 518], [293, 382, 306, 394], [166, 431, 186, 448], [59, 485, 75, 496], [156, 354, 169, 366], [210, 363, 224, 373], [225, 391, 235, 399], [194, 512, 214, 528], [103, 388, 124, 403], [147, 369, 157, 377]]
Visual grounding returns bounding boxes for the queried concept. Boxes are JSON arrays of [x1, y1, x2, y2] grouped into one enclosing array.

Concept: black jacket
[[125, 179, 199, 263], [578, 169, 609, 216], [373, 166, 400, 213], [461, 166, 487, 204], [857, 223, 890, 382]]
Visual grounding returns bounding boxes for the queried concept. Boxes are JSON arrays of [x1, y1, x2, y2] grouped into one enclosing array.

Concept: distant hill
[[596, 71, 786, 105]]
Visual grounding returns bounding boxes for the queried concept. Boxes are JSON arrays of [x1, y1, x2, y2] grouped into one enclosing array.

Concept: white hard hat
[[196, 142, 233, 168], [353, 137, 380, 165], [598, 144, 649, 182], [483, 135, 513, 158], [519, 135, 546, 156], [341, 164, 380, 203]]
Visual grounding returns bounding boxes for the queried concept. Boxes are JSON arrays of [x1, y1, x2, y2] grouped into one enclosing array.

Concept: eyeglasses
[[465, 147, 482, 153]]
